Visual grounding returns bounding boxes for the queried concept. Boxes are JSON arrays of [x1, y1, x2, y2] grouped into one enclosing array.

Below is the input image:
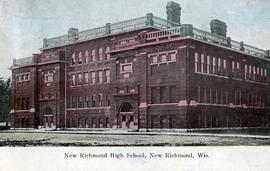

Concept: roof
[[12, 14, 269, 68], [42, 14, 179, 50]]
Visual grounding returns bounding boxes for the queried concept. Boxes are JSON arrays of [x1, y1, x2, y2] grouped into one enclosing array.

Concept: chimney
[[166, 1, 181, 25], [68, 28, 79, 41], [210, 19, 227, 37]]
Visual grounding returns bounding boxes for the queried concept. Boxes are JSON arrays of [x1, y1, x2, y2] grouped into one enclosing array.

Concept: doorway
[[118, 102, 134, 128]]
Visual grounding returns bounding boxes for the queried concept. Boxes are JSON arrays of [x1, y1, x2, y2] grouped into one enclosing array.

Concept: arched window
[[85, 50, 89, 63], [71, 53, 76, 65], [106, 46, 110, 60], [91, 49, 96, 62], [99, 48, 103, 61], [78, 52, 82, 64]]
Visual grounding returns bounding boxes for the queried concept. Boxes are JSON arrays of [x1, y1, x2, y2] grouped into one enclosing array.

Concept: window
[[236, 62, 241, 78], [92, 94, 96, 107], [161, 54, 166, 62], [120, 40, 127, 45], [98, 93, 103, 106], [71, 96, 76, 108], [151, 87, 159, 104], [25, 74, 29, 80], [130, 88, 136, 93], [71, 74, 75, 86], [16, 73, 30, 82], [121, 63, 132, 73], [105, 95, 110, 106], [169, 86, 176, 103], [16, 98, 20, 110], [104, 70, 110, 83], [78, 52, 82, 64], [90, 71, 96, 84], [45, 74, 53, 83], [130, 115, 134, 122], [212, 57, 216, 74], [21, 98, 25, 110], [197, 86, 201, 103], [206, 87, 210, 103], [201, 54, 205, 73], [77, 73, 82, 85], [122, 115, 126, 122], [245, 64, 248, 80], [200, 87, 205, 103], [98, 70, 103, 83], [152, 56, 158, 63], [91, 49, 96, 62], [217, 58, 221, 73], [160, 86, 167, 103], [83, 72, 89, 84], [222, 59, 227, 75], [71, 53, 76, 65], [25, 97, 30, 110], [120, 63, 132, 79], [99, 48, 103, 61], [211, 88, 217, 104], [85, 95, 89, 107], [253, 66, 256, 80], [105, 47, 110, 60], [195, 53, 200, 72], [78, 96, 83, 108], [207, 55, 210, 74], [168, 53, 176, 62], [234, 90, 241, 105], [232, 61, 241, 78], [249, 65, 252, 78], [85, 50, 89, 63]]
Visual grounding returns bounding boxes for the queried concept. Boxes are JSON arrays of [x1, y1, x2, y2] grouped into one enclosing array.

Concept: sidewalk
[[1, 128, 270, 139]]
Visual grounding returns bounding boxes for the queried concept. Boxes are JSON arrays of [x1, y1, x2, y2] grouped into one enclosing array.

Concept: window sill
[[195, 72, 229, 79]]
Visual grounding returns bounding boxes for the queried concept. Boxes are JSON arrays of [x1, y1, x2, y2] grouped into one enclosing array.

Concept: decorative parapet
[[42, 14, 180, 49], [145, 24, 268, 59], [12, 56, 33, 67]]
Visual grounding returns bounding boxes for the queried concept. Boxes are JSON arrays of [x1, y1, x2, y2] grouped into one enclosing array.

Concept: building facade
[[10, 2, 270, 129]]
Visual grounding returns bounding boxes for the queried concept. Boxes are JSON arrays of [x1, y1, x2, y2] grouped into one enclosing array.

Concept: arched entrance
[[118, 102, 134, 128], [43, 106, 54, 128]]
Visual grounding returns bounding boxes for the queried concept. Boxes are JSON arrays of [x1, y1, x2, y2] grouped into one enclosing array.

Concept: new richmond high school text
[[10, 1, 270, 130]]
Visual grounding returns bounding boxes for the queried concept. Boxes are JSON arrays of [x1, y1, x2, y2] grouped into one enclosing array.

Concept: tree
[[0, 78, 11, 126]]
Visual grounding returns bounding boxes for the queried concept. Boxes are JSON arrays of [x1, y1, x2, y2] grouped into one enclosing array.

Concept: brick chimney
[[68, 28, 79, 41], [166, 1, 181, 25], [210, 19, 227, 37]]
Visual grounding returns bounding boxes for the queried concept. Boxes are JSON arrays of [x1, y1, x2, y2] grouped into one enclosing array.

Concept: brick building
[[10, 1, 270, 130]]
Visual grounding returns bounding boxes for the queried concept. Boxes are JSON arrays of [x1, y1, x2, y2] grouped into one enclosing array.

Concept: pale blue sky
[[0, 0, 269, 78]]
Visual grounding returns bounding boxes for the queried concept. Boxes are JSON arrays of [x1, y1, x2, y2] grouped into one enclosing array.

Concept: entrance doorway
[[118, 102, 134, 128], [43, 106, 54, 128]]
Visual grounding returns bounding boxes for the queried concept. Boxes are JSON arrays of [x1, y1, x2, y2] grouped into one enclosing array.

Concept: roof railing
[[12, 57, 33, 67], [43, 14, 181, 49], [145, 24, 268, 59]]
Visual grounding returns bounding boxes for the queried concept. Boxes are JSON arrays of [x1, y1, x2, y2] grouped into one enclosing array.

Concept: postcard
[[0, 0, 269, 170]]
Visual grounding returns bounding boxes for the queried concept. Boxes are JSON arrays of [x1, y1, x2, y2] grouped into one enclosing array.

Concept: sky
[[0, 0, 269, 78]]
